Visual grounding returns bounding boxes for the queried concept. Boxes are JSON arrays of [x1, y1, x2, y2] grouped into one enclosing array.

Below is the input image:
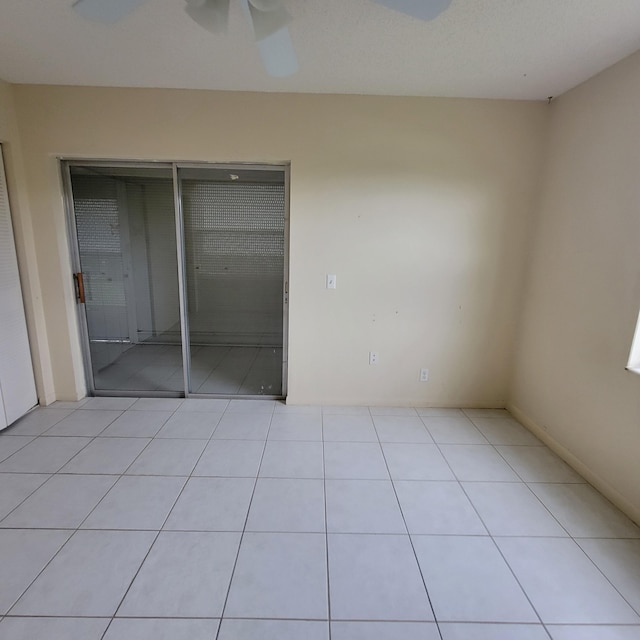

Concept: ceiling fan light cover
[[257, 27, 299, 77], [72, 0, 150, 24], [185, 0, 230, 34], [248, 0, 282, 11], [373, 0, 453, 21]]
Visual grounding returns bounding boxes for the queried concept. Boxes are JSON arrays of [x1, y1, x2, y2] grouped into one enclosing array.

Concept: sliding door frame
[[61, 158, 290, 400], [173, 164, 192, 397]]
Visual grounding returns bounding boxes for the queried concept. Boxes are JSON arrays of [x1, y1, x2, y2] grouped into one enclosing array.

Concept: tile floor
[[0, 400, 639, 639], [92, 345, 283, 395]]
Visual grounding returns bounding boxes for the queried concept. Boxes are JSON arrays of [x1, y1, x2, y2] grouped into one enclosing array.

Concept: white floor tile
[[5, 408, 73, 436], [326, 479, 405, 534], [260, 441, 324, 478], [61, 437, 150, 475], [155, 411, 222, 439], [164, 477, 254, 531], [412, 535, 538, 623], [373, 416, 434, 443], [496, 445, 585, 483], [274, 403, 323, 415], [193, 439, 264, 477], [268, 413, 323, 441], [439, 445, 520, 481], [130, 398, 184, 412], [0, 529, 71, 614], [497, 537, 640, 623], [470, 417, 542, 445], [382, 443, 454, 480], [547, 625, 640, 639], [328, 533, 433, 621], [178, 398, 229, 412], [126, 439, 207, 476], [11, 530, 155, 616], [577, 539, 640, 613], [0, 617, 110, 640], [225, 532, 328, 619], [331, 621, 440, 640], [439, 623, 549, 639], [218, 619, 328, 640], [1, 474, 116, 529], [103, 618, 220, 640], [369, 407, 419, 417], [324, 442, 389, 480], [0, 436, 35, 463], [118, 531, 240, 617], [529, 484, 640, 538], [99, 410, 173, 438], [80, 397, 137, 411], [212, 413, 271, 440], [322, 406, 370, 416], [416, 408, 464, 417], [421, 416, 488, 444], [246, 478, 325, 532], [394, 481, 487, 535], [2, 400, 638, 633], [45, 410, 122, 436], [323, 415, 378, 442], [226, 399, 276, 413], [0, 437, 91, 473], [50, 399, 88, 409], [81, 475, 186, 530], [463, 482, 567, 536], [0, 473, 50, 520]]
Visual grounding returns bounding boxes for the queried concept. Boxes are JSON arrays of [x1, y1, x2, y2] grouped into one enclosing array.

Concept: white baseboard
[[507, 403, 640, 528]]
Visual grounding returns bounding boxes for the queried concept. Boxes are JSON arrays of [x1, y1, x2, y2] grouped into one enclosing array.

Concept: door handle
[[74, 272, 86, 304]]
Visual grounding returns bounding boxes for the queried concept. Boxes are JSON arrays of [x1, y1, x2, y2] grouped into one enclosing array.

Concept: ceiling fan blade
[[185, 0, 230, 34], [72, 0, 150, 24], [257, 27, 299, 77], [373, 0, 453, 21], [248, 0, 281, 10], [247, 0, 292, 42]]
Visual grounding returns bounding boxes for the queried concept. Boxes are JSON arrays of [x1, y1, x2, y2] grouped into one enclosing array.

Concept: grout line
[[3, 402, 639, 631], [2, 614, 640, 625], [572, 539, 640, 619], [0, 524, 612, 539], [374, 421, 444, 640], [2, 526, 78, 617], [430, 437, 552, 637], [0, 473, 55, 527], [1, 408, 76, 440], [322, 410, 332, 640], [214, 403, 276, 640], [101, 400, 235, 640]]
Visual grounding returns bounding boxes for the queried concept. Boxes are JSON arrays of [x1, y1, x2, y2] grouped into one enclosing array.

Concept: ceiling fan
[[72, 0, 453, 78]]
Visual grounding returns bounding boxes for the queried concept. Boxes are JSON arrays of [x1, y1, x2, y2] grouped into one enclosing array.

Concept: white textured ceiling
[[0, 0, 639, 100]]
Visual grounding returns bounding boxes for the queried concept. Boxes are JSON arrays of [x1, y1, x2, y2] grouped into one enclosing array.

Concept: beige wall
[[510, 50, 640, 521], [11, 85, 548, 405], [0, 81, 54, 404]]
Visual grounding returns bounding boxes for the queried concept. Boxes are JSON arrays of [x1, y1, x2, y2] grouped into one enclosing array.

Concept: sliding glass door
[[179, 167, 286, 395], [65, 162, 288, 398]]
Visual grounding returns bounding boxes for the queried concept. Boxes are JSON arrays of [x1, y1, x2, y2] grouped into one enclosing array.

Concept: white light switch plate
[[326, 274, 337, 289]]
